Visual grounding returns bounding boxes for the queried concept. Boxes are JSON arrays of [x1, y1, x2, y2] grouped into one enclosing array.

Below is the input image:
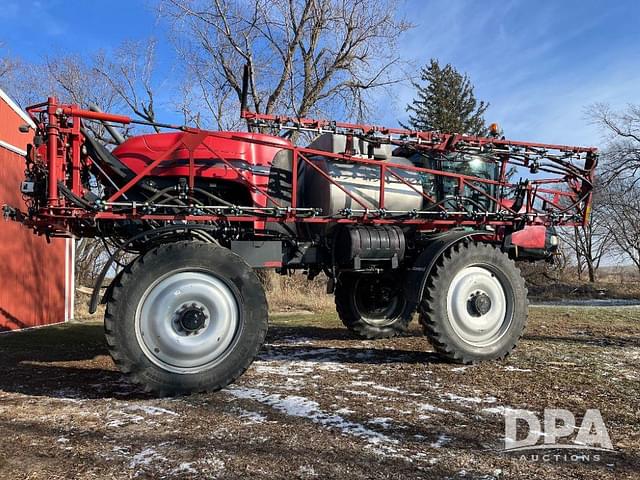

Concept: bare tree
[[74, 239, 109, 287], [586, 103, 640, 275], [93, 39, 163, 132], [0, 43, 16, 80], [159, 0, 412, 131], [0, 42, 21, 94], [3, 53, 129, 145], [7, 39, 166, 145], [601, 180, 640, 274], [588, 103, 640, 186], [0, 58, 12, 79], [559, 186, 612, 282]]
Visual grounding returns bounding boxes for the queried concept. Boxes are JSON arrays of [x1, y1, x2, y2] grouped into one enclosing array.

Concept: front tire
[[335, 272, 414, 339], [419, 242, 528, 363], [105, 241, 268, 395]]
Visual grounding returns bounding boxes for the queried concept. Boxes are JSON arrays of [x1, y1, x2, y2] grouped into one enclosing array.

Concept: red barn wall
[[0, 88, 74, 332]]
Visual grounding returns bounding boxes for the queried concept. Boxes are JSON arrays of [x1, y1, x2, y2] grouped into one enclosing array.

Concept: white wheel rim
[[135, 270, 240, 374], [446, 265, 513, 347]]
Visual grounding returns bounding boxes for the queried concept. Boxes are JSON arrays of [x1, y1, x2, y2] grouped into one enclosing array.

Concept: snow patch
[[254, 363, 313, 376], [254, 351, 359, 377], [368, 417, 393, 429], [126, 405, 178, 416], [503, 366, 532, 372], [227, 387, 397, 445], [418, 403, 450, 414], [430, 433, 451, 448], [343, 389, 383, 399], [298, 465, 318, 477], [105, 404, 178, 428], [201, 455, 226, 471], [443, 393, 497, 405], [482, 406, 535, 417], [170, 462, 198, 475], [451, 366, 471, 373], [350, 380, 376, 387], [275, 336, 315, 345], [335, 407, 355, 415], [129, 447, 167, 469], [105, 412, 145, 428], [318, 363, 356, 373], [50, 390, 84, 404], [371, 385, 409, 394], [237, 408, 267, 424]]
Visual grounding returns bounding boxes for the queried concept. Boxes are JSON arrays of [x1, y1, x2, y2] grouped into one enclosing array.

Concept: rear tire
[[419, 242, 528, 363], [335, 272, 413, 339], [104, 241, 268, 395]]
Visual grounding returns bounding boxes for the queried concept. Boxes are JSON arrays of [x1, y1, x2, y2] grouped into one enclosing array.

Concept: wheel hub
[[469, 292, 492, 316], [176, 304, 208, 334]]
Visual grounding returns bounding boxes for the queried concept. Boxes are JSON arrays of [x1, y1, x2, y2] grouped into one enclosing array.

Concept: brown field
[[0, 305, 638, 479]]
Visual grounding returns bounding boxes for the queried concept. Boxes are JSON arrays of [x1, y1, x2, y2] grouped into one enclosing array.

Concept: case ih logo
[[503, 409, 614, 462]]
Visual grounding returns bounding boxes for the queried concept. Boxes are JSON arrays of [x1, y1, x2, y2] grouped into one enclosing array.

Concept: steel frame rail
[[20, 99, 597, 237]]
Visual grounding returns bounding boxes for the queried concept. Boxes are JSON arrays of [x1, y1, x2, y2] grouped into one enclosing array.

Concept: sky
[[1, 0, 639, 148]]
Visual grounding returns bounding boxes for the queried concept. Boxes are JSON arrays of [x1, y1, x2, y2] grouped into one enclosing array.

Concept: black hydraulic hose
[[57, 182, 95, 210], [100, 238, 129, 268], [145, 186, 182, 204], [192, 187, 234, 207], [456, 196, 490, 213], [423, 197, 450, 211], [145, 186, 231, 209], [79, 126, 129, 200], [551, 190, 592, 216]]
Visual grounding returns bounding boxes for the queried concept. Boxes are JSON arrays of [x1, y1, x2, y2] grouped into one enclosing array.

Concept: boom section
[[14, 98, 596, 237]]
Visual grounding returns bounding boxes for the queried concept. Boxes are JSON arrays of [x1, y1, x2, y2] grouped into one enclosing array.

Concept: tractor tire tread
[[104, 241, 268, 396], [419, 241, 528, 364]]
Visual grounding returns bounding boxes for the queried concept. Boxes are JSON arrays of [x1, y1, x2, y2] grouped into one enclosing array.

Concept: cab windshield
[[406, 151, 499, 212]]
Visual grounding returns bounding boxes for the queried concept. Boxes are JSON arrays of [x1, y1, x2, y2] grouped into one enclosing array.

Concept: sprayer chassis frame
[[20, 98, 596, 240]]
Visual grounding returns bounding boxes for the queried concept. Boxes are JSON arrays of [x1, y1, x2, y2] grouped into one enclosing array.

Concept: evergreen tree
[[403, 59, 488, 135]]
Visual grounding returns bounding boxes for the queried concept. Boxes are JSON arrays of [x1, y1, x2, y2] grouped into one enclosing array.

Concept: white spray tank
[[300, 133, 424, 216]]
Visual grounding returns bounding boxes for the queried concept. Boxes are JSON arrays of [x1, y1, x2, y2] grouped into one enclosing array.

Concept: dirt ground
[[0, 306, 638, 479]]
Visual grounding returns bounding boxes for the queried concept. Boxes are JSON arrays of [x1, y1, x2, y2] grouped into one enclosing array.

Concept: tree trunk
[[587, 261, 596, 283]]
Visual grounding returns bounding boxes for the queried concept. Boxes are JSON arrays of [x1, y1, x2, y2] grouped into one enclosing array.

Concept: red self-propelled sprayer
[[4, 72, 596, 394]]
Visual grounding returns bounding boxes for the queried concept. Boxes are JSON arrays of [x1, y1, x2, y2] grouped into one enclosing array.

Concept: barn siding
[[0, 89, 72, 331]]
